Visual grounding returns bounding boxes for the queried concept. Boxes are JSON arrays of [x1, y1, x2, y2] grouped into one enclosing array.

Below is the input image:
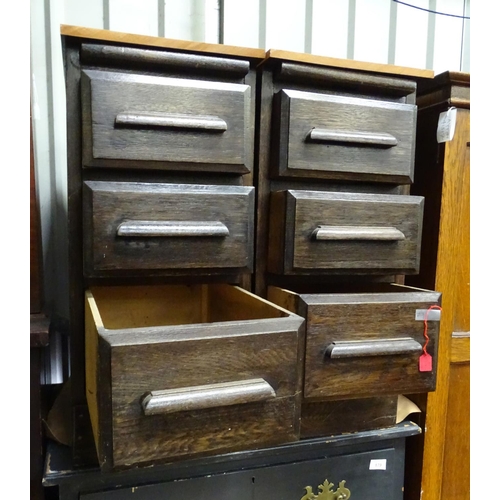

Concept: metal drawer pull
[[117, 220, 229, 237], [115, 112, 228, 132], [306, 128, 398, 147], [311, 226, 405, 241], [326, 338, 422, 359], [141, 378, 276, 416]]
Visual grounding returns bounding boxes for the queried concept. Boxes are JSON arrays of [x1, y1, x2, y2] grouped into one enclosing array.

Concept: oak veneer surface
[[61, 24, 265, 60], [85, 284, 304, 469], [269, 285, 441, 400], [254, 54, 424, 296], [405, 72, 469, 500], [83, 182, 255, 275], [61, 30, 261, 465], [264, 49, 434, 80], [274, 89, 417, 183], [268, 190, 424, 275], [81, 69, 253, 172]]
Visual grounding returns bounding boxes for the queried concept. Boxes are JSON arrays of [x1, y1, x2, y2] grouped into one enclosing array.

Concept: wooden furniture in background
[[406, 71, 470, 500]]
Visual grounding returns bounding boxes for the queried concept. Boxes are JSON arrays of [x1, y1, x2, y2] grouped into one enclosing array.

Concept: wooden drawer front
[[299, 287, 441, 399], [86, 284, 304, 469], [274, 89, 416, 183], [269, 190, 423, 275], [81, 70, 252, 173], [83, 181, 254, 275]]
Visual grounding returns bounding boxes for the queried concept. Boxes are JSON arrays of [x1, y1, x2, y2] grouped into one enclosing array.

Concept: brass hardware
[[301, 479, 351, 500]]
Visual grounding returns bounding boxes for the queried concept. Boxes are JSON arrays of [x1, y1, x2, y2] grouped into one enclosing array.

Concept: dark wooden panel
[[300, 288, 441, 399], [276, 61, 416, 97], [86, 284, 304, 469], [272, 89, 416, 183], [81, 70, 253, 173], [81, 445, 403, 500], [81, 43, 251, 77], [44, 422, 421, 496], [83, 182, 254, 275], [268, 190, 424, 275], [300, 397, 397, 438]]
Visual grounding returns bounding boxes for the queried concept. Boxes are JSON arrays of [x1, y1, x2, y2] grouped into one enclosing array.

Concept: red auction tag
[[419, 353, 433, 372], [419, 305, 441, 372]]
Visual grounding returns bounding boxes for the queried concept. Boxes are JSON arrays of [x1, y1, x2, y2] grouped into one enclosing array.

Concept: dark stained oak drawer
[[81, 70, 253, 173], [86, 284, 305, 470], [268, 284, 441, 400], [273, 89, 416, 183], [268, 190, 424, 275], [83, 181, 255, 276]]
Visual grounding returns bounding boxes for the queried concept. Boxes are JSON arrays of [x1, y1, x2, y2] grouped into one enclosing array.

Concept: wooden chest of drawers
[[255, 51, 441, 440], [61, 27, 302, 470], [59, 25, 439, 480]]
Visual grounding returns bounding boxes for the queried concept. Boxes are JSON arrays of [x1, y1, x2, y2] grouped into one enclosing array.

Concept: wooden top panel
[[418, 70, 470, 93], [264, 49, 434, 80], [60, 24, 266, 60]]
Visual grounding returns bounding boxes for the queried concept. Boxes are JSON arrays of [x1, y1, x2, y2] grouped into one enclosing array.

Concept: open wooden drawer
[[85, 284, 304, 470], [268, 283, 441, 400]]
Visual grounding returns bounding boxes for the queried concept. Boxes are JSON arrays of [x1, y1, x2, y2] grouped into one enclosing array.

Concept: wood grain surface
[[440, 363, 469, 500], [83, 181, 254, 275], [405, 99, 470, 500], [268, 190, 424, 275], [81, 70, 253, 173], [85, 284, 304, 469], [300, 397, 398, 438], [81, 43, 251, 77], [264, 49, 434, 79], [273, 89, 416, 183], [275, 62, 417, 97], [61, 24, 266, 60], [300, 289, 441, 399]]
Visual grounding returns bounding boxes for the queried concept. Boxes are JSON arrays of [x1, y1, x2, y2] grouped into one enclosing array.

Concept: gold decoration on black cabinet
[[301, 479, 351, 500]]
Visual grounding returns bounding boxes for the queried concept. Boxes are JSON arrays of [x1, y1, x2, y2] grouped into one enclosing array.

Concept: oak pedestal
[[405, 71, 470, 500]]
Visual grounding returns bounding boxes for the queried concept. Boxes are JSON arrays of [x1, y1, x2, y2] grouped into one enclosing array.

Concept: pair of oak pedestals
[[58, 24, 442, 494]]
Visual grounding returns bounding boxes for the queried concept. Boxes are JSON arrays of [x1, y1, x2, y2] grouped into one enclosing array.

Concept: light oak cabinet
[[405, 71, 470, 500]]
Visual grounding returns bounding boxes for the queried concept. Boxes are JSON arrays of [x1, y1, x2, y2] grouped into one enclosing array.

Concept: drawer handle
[[306, 128, 398, 148], [326, 338, 422, 359], [141, 378, 276, 416], [117, 220, 229, 238], [311, 226, 405, 241], [115, 112, 228, 132]]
